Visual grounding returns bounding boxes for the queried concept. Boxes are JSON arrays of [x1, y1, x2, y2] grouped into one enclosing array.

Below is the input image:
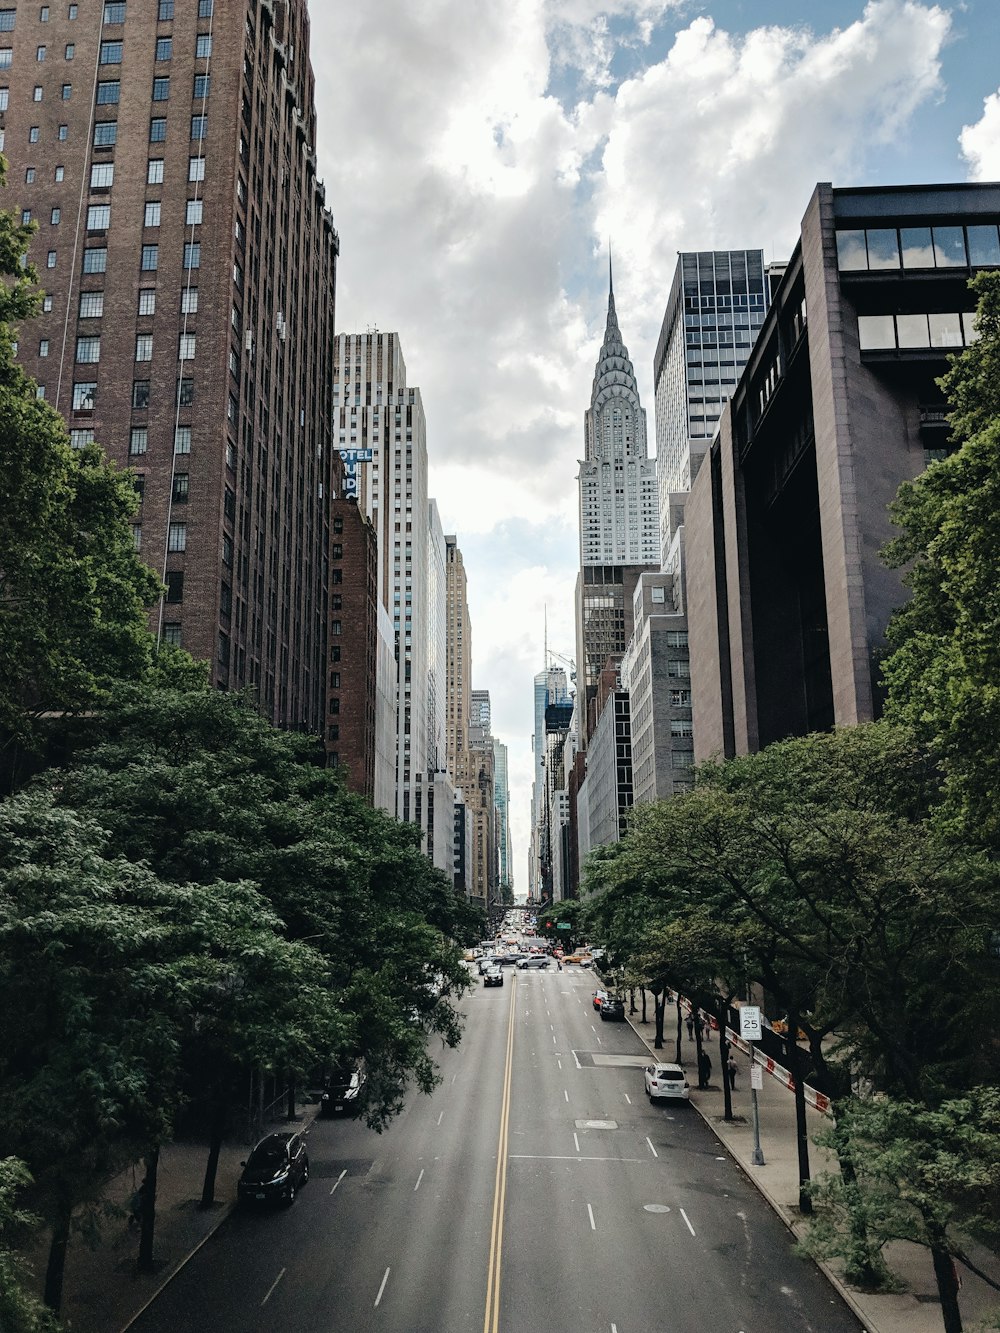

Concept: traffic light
[[546, 920, 553, 929]]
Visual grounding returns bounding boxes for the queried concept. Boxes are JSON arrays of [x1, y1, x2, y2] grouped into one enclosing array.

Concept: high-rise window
[[147, 158, 164, 184], [129, 428, 148, 455], [167, 522, 186, 552], [72, 382, 96, 410], [190, 114, 207, 141], [152, 76, 169, 100], [96, 80, 119, 103], [82, 248, 107, 273], [79, 291, 104, 317], [188, 156, 205, 182], [135, 335, 152, 361], [178, 333, 196, 360], [149, 117, 166, 142], [182, 242, 200, 269], [140, 244, 158, 271], [90, 163, 114, 188], [155, 37, 172, 60], [174, 425, 191, 452], [75, 336, 101, 363], [195, 34, 211, 57], [93, 121, 117, 146], [138, 289, 155, 315], [87, 204, 110, 229], [193, 73, 209, 99], [144, 201, 161, 227], [157, 0, 174, 18], [103, 2, 126, 22], [181, 287, 198, 314], [132, 381, 150, 408], [99, 41, 122, 64]]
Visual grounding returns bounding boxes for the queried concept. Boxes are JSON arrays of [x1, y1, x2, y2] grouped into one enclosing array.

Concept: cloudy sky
[[309, 0, 1000, 895]]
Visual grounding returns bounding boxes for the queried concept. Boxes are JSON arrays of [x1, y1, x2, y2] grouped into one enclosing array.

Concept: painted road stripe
[[587, 1203, 596, 1231], [680, 1208, 696, 1236], [374, 1268, 391, 1307], [414, 1168, 424, 1191], [260, 1268, 286, 1307], [330, 1169, 347, 1195]]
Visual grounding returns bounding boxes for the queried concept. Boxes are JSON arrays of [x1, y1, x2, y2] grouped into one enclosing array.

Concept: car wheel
[[302, 1162, 309, 1185], [285, 1184, 296, 1206]]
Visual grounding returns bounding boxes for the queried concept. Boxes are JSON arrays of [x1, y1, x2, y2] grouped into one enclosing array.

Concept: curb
[[118, 1200, 237, 1333], [623, 1011, 876, 1333]]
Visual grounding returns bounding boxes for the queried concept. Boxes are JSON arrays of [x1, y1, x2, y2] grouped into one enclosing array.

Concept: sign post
[[740, 1006, 766, 1166]]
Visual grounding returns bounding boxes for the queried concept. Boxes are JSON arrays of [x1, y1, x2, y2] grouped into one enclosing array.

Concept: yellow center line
[[483, 975, 517, 1333]]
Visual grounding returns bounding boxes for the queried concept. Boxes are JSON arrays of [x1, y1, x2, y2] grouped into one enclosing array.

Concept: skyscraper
[[529, 666, 567, 898], [493, 738, 512, 893], [8, 0, 338, 731], [575, 265, 658, 728], [334, 331, 429, 828], [653, 250, 769, 562], [445, 535, 472, 776]]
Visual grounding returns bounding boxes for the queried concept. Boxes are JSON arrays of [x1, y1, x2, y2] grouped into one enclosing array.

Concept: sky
[[308, 0, 1000, 895]]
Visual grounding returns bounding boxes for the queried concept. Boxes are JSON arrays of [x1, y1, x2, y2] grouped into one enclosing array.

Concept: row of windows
[[71, 381, 194, 415], [100, 34, 212, 65], [72, 332, 196, 363], [75, 240, 200, 274], [837, 223, 1000, 273], [857, 310, 978, 353]]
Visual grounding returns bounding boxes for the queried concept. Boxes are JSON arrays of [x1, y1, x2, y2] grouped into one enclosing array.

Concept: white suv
[[643, 1063, 690, 1101]]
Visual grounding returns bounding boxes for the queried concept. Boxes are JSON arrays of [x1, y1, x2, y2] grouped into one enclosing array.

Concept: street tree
[[805, 1090, 1000, 1333], [0, 1159, 59, 1333], [44, 685, 477, 1133], [882, 270, 1000, 851]]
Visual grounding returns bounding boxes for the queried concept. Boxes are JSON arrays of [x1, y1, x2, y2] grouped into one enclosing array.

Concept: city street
[[129, 967, 864, 1333]]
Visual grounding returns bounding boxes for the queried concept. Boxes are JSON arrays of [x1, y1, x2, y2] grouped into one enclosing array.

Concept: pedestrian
[[556, 958, 562, 971], [698, 1049, 712, 1089], [685, 1012, 695, 1040], [701, 1017, 712, 1043], [727, 1054, 737, 1091]]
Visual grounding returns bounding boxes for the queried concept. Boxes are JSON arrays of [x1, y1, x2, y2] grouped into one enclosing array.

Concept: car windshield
[[247, 1141, 288, 1168], [657, 1069, 681, 1080]]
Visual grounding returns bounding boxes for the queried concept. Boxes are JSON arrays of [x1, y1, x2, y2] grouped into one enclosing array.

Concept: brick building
[[327, 497, 378, 800], [2, 0, 338, 733]]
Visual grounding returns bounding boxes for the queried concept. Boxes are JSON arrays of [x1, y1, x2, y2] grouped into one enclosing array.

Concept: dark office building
[[686, 180, 1000, 759], [328, 497, 378, 800], [3, 0, 338, 732]]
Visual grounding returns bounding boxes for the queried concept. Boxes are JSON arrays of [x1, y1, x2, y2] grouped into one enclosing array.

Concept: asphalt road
[[129, 965, 865, 1333]]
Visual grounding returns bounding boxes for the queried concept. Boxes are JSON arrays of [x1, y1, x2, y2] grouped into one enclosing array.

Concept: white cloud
[[960, 88, 1000, 180], [309, 0, 956, 890]]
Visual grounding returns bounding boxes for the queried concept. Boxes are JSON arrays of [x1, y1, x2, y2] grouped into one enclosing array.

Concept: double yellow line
[[483, 976, 517, 1333]]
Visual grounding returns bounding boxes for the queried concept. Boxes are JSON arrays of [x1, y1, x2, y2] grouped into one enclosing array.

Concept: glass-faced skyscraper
[[653, 251, 769, 563]]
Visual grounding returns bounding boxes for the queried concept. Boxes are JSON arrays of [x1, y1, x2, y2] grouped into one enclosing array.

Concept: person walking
[[686, 1011, 695, 1040], [726, 1054, 737, 1091], [698, 1049, 712, 1089], [701, 1017, 712, 1043]]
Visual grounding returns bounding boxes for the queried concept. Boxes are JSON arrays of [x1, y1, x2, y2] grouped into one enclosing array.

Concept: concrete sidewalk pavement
[[628, 1009, 1000, 1333]]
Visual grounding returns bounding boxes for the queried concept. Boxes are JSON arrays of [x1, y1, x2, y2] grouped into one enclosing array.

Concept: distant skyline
[[310, 0, 1000, 888]]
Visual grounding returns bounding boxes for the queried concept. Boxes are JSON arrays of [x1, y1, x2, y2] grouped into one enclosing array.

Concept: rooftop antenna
[[544, 603, 548, 672], [609, 239, 614, 296]]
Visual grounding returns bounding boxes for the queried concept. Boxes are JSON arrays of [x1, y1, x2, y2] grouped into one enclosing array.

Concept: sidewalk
[[628, 1011, 1000, 1333], [29, 1106, 318, 1333]]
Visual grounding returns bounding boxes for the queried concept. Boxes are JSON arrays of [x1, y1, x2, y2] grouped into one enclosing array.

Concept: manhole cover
[[644, 1204, 671, 1213], [575, 1119, 618, 1130]]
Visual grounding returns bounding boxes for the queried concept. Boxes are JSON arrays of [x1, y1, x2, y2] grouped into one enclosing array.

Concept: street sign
[[739, 1005, 763, 1041], [750, 1064, 763, 1090], [556, 922, 572, 930]]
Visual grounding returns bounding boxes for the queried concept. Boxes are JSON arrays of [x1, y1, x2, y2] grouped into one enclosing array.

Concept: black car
[[599, 997, 626, 1021], [320, 1065, 368, 1117], [483, 966, 504, 987], [237, 1131, 309, 1206]]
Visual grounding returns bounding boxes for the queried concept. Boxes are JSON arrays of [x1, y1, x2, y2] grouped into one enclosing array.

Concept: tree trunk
[[653, 988, 666, 1049], [286, 1077, 296, 1121], [785, 1005, 812, 1215], [718, 999, 733, 1121], [43, 1195, 72, 1313], [928, 1232, 963, 1333], [830, 1104, 893, 1289], [640, 989, 647, 1024], [674, 996, 683, 1064], [693, 1017, 705, 1086], [629, 987, 636, 1015], [201, 1092, 229, 1209], [138, 1147, 159, 1274]]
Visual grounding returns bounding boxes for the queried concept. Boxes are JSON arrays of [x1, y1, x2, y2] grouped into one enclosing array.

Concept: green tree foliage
[[0, 787, 339, 1308], [44, 685, 478, 1129], [882, 270, 1000, 849], [0, 1159, 59, 1333], [806, 1091, 1000, 1330], [0, 157, 160, 760]]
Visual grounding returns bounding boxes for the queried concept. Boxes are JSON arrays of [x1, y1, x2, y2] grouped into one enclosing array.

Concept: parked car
[[600, 997, 626, 1021], [643, 1063, 690, 1102], [483, 966, 504, 987], [516, 955, 549, 969], [320, 1065, 368, 1117], [237, 1131, 309, 1206], [592, 988, 608, 1010]]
